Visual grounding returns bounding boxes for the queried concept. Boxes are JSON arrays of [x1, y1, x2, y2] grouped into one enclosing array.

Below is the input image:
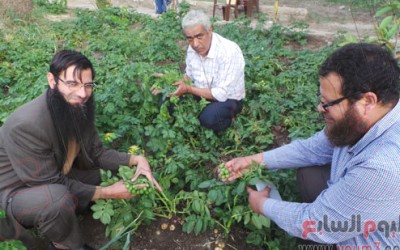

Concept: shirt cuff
[[262, 198, 279, 218]]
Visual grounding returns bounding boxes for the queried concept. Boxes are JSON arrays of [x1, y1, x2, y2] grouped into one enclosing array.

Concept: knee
[[37, 185, 78, 236], [43, 184, 77, 219], [199, 112, 231, 132]]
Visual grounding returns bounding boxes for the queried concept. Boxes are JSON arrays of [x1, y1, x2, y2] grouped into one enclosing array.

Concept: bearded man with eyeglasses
[[221, 43, 400, 248], [0, 50, 162, 250]]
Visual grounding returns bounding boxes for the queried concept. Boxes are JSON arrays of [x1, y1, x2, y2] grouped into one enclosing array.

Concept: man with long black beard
[[221, 43, 400, 248], [0, 50, 162, 250]]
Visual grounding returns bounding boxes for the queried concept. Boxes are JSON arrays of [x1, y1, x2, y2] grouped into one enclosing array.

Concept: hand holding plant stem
[[171, 80, 191, 97], [94, 180, 134, 200], [247, 186, 271, 214], [224, 153, 264, 181], [125, 176, 153, 195], [130, 155, 163, 192]]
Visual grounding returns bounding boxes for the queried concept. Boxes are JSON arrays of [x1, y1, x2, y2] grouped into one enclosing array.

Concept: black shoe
[[49, 241, 96, 250]]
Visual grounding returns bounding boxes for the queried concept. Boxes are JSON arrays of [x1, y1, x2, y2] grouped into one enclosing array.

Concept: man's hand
[[247, 186, 271, 214], [171, 80, 190, 97], [224, 153, 263, 181], [150, 72, 165, 95], [131, 155, 163, 192], [150, 85, 161, 95], [224, 157, 252, 181], [96, 181, 133, 200]]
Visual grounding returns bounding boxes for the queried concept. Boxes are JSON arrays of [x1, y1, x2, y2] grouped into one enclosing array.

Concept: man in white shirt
[[171, 10, 245, 132]]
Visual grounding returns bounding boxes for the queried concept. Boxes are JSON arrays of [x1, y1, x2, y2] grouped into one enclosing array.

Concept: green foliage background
[[0, 2, 338, 249]]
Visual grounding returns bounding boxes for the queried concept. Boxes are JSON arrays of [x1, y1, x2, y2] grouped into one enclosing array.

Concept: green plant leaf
[[387, 22, 400, 40], [244, 213, 251, 225], [379, 16, 393, 30], [236, 181, 246, 195], [246, 231, 264, 246], [207, 189, 218, 202], [375, 6, 393, 17], [182, 220, 195, 234], [232, 205, 244, 222], [192, 199, 204, 214], [248, 177, 261, 186], [101, 213, 112, 224], [93, 211, 102, 220], [198, 180, 212, 189], [194, 219, 203, 236], [251, 213, 262, 229], [259, 214, 271, 228]]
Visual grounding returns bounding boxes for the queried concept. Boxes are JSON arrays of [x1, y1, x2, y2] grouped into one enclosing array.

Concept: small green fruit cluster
[[125, 176, 153, 195], [219, 163, 230, 179]]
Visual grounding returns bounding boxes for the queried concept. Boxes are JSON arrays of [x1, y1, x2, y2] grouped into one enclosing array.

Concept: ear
[[47, 72, 56, 89], [359, 92, 378, 115], [208, 26, 213, 33]]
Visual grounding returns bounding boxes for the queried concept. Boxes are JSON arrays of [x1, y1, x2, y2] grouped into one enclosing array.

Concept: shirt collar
[[206, 32, 217, 59]]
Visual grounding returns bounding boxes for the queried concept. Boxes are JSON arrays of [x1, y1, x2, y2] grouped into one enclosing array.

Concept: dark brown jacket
[[0, 91, 130, 240]]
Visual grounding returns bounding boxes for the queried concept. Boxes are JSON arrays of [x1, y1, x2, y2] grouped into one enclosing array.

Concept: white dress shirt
[[185, 32, 245, 102]]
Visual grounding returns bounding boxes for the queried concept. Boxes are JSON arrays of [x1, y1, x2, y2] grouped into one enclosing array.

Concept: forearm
[[91, 156, 140, 200], [243, 153, 264, 167], [263, 130, 333, 170], [187, 85, 215, 100], [92, 186, 105, 200], [92, 185, 120, 200], [92, 181, 132, 200]]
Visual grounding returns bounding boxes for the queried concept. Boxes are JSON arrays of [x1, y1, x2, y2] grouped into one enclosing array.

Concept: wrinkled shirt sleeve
[[263, 130, 333, 170]]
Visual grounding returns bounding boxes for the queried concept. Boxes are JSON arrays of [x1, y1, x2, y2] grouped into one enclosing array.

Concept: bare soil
[[108, 0, 376, 46], [80, 213, 265, 250]]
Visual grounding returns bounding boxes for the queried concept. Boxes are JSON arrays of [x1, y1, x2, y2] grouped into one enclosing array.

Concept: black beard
[[324, 106, 368, 147], [46, 87, 95, 157]]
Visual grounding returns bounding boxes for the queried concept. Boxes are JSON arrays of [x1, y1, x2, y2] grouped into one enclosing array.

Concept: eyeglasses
[[56, 77, 96, 91], [319, 92, 361, 111]]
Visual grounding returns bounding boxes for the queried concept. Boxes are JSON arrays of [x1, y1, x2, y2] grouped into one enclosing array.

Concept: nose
[[317, 103, 325, 113], [75, 85, 89, 98], [192, 38, 199, 48]]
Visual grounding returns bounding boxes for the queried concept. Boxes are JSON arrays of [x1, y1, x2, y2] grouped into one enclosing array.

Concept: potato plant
[[1, 1, 374, 248]]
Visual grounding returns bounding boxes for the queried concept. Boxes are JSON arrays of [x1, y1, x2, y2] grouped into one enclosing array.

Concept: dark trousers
[[161, 95, 243, 133], [296, 164, 332, 247], [296, 164, 331, 203], [9, 168, 100, 249], [199, 99, 243, 132]]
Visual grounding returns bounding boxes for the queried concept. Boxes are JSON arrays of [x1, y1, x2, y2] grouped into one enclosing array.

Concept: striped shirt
[[262, 100, 400, 248], [185, 32, 245, 102]]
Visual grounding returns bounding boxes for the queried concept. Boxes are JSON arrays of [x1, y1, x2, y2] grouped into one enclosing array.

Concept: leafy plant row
[[0, 2, 336, 249]]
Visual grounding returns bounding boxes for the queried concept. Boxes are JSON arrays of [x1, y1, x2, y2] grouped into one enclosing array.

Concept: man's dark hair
[[319, 43, 400, 105], [50, 49, 95, 81]]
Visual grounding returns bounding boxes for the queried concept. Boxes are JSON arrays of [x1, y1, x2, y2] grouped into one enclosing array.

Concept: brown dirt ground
[[80, 213, 266, 250], [110, 0, 376, 44]]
